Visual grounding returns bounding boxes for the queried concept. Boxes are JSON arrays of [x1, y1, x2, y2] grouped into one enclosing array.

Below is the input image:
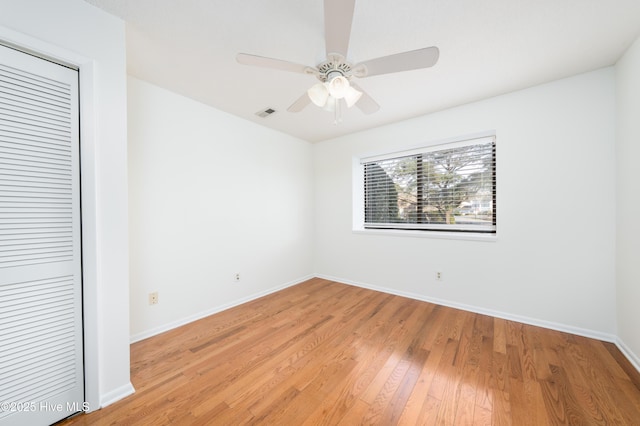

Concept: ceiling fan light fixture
[[344, 85, 362, 108], [308, 83, 329, 107]]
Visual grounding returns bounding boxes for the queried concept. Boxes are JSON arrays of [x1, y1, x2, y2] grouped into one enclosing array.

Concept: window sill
[[352, 228, 498, 242]]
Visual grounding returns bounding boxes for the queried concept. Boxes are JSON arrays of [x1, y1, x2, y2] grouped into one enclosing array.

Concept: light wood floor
[[60, 278, 640, 425]]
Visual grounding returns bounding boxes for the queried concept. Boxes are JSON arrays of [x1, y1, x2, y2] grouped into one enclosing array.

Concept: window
[[361, 134, 496, 234]]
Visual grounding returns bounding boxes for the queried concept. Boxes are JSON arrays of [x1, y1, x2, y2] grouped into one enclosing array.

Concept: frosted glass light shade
[[344, 86, 362, 108], [307, 83, 329, 107], [328, 76, 350, 99], [323, 96, 336, 112]]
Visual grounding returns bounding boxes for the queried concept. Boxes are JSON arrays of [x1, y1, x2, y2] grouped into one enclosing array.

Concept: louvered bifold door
[[0, 44, 84, 426]]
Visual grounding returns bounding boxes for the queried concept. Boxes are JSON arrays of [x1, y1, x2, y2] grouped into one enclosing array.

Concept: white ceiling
[[84, 0, 640, 143]]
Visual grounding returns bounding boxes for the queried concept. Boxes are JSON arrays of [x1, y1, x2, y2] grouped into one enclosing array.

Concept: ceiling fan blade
[[236, 53, 314, 74], [324, 0, 356, 57], [287, 93, 312, 112], [354, 47, 439, 78], [350, 83, 379, 114]]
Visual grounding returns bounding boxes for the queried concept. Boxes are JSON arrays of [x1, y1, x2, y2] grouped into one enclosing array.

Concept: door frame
[[0, 27, 102, 412]]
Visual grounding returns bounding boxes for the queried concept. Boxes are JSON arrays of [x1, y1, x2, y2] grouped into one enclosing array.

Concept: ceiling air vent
[[255, 107, 276, 118]]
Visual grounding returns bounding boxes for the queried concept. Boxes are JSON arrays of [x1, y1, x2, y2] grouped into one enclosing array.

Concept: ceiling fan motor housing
[[317, 54, 354, 82]]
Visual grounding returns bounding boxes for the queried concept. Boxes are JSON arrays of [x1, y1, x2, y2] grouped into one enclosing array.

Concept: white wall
[[314, 68, 617, 339], [0, 0, 131, 409], [127, 77, 314, 340], [616, 35, 640, 369]]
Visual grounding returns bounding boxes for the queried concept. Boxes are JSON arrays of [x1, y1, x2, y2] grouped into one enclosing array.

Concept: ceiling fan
[[236, 0, 439, 120]]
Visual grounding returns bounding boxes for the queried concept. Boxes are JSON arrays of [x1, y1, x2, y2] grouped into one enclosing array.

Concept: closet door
[[0, 44, 83, 425]]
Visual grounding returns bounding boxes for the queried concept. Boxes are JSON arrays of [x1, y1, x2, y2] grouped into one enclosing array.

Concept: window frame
[[353, 131, 497, 241]]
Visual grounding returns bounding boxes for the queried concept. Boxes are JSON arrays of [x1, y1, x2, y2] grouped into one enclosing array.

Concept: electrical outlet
[[436, 271, 442, 281], [149, 291, 159, 305], [234, 273, 240, 282]]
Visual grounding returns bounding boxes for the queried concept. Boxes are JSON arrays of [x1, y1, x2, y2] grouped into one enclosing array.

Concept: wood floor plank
[[57, 278, 640, 425], [493, 317, 508, 355], [379, 346, 429, 425], [509, 379, 549, 426], [474, 370, 494, 413], [427, 338, 460, 401], [396, 333, 449, 424], [492, 389, 512, 426], [472, 404, 492, 426], [416, 394, 442, 425], [434, 363, 464, 424], [453, 364, 480, 425]]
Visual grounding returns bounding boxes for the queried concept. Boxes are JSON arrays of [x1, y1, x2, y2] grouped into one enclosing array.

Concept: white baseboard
[[616, 337, 640, 374], [129, 274, 314, 344], [314, 274, 618, 343], [99, 382, 135, 409]]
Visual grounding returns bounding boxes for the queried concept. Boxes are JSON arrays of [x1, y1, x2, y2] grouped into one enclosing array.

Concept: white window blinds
[[363, 136, 496, 233]]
